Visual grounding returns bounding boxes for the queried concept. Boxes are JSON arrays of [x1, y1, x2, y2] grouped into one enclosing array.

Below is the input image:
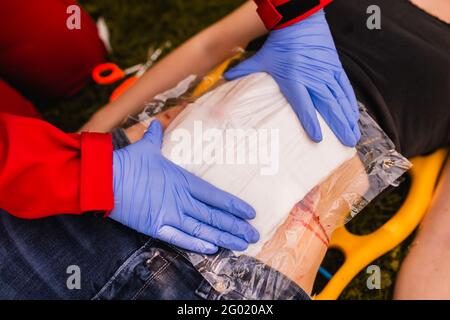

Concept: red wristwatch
[[255, 0, 333, 30]]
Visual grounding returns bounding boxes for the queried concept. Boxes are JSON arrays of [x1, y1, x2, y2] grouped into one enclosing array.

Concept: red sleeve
[[0, 113, 114, 219], [255, 0, 333, 30]]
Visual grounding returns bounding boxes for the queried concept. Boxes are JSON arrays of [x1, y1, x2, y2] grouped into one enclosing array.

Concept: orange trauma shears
[[92, 63, 143, 85], [92, 42, 171, 101]]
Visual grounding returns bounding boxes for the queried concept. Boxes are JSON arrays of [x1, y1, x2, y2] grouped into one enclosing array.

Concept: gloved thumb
[[143, 119, 163, 149], [224, 55, 262, 81]]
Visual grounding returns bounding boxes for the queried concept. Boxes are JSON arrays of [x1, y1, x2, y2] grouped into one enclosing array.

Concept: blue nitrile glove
[[225, 10, 360, 147], [109, 120, 260, 254]]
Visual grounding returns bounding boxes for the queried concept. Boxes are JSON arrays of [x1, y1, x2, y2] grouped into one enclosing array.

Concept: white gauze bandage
[[161, 73, 356, 257]]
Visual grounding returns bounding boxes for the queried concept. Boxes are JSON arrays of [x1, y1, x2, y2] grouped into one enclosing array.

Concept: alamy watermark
[[66, 265, 81, 290], [66, 5, 81, 30], [366, 264, 381, 290], [367, 5, 381, 30], [169, 121, 280, 176]]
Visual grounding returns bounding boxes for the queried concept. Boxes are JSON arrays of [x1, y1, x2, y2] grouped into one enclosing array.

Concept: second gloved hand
[[109, 120, 260, 254], [225, 10, 361, 147]]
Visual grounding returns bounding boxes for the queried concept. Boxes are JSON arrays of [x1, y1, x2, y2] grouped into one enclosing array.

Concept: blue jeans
[[0, 209, 309, 300]]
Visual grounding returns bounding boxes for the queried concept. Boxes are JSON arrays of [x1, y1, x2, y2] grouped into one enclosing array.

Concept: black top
[[326, 0, 450, 157]]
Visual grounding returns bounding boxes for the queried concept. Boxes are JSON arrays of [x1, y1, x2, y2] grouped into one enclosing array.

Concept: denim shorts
[[0, 208, 309, 300], [92, 239, 310, 300]]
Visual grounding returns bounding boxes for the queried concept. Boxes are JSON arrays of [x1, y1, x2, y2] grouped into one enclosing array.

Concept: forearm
[[108, 0, 333, 123], [83, 1, 266, 133], [121, 105, 367, 294]]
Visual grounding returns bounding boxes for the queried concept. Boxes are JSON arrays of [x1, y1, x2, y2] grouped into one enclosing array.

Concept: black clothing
[[327, 0, 450, 157]]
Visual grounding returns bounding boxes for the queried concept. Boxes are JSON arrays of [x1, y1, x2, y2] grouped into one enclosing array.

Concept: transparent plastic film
[[119, 65, 411, 300]]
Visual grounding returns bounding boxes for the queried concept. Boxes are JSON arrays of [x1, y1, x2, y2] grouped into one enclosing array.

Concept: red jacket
[[0, 113, 114, 218], [0, 0, 334, 220]]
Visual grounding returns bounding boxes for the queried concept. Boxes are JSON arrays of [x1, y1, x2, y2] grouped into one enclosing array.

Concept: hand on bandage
[[225, 10, 361, 147]]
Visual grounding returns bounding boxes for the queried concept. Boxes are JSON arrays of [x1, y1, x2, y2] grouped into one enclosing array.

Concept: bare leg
[[394, 157, 450, 299], [125, 106, 369, 296]]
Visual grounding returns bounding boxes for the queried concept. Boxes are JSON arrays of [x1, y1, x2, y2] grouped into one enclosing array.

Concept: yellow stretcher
[[117, 57, 449, 300]]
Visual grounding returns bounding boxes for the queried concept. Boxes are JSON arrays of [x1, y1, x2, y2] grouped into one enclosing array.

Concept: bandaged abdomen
[[161, 73, 356, 256]]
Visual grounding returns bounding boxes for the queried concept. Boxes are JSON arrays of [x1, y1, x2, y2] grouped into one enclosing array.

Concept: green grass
[[42, 0, 412, 299]]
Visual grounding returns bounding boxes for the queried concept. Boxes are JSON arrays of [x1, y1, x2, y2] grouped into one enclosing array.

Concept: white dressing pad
[[162, 73, 356, 257]]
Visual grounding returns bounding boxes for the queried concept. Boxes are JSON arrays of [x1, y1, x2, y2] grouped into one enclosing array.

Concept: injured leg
[[123, 73, 370, 296], [125, 110, 367, 295]]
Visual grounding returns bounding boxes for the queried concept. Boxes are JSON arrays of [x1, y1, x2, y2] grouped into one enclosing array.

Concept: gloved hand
[[109, 120, 260, 254], [225, 10, 360, 147]]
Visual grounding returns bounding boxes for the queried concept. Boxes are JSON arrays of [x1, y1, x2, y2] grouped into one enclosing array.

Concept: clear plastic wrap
[[121, 71, 411, 300]]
